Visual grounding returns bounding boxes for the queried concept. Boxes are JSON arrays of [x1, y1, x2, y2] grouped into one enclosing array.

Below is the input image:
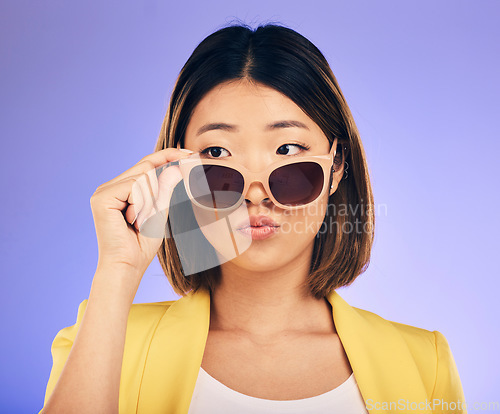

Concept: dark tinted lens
[[189, 165, 244, 209], [269, 162, 324, 206]]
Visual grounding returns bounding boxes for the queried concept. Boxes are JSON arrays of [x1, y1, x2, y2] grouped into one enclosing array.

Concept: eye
[[277, 143, 311, 156], [200, 146, 230, 158]]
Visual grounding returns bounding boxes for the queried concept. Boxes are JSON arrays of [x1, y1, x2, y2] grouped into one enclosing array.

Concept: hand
[[89, 148, 193, 296]]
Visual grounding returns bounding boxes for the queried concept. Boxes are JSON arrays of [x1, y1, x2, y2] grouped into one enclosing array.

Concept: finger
[[135, 174, 154, 230], [91, 175, 144, 217], [136, 165, 184, 238], [145, 164, 159, 201], [125, 177, 144, 225], [99, 148, 194, 190], [155, 164, 183, 212], [136, 163, 180, 231]]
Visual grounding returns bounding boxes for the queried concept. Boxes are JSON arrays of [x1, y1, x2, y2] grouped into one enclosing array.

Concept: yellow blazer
[[40, 288, 466, 413]]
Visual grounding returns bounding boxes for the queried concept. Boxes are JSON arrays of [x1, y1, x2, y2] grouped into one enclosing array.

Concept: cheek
[[280, 197, 329, 239]]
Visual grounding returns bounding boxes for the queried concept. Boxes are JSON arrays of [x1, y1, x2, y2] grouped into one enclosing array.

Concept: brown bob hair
[[154, 23, 375, 299]]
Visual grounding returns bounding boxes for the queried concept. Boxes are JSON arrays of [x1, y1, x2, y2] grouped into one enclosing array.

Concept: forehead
[[184, 80, 326, 140], [192, 80, 296, 114]]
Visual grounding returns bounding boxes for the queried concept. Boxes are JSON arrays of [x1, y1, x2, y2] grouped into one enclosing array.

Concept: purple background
[[1, 1, 499, 412]]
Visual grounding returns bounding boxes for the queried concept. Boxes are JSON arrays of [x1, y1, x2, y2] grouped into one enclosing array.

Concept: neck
[[209, 250, 336, 341]]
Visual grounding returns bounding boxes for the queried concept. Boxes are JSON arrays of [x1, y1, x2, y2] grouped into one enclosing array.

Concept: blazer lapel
[[137, 288, 429, 414], [327, 290, 429, 413], [136, 288, 211, 414]]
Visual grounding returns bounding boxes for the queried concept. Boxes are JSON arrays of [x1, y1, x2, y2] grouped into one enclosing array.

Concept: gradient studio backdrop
[[1, 1, 499, 412]]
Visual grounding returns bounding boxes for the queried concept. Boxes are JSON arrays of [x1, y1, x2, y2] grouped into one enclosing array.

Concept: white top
[[187, 367, 369, 414]]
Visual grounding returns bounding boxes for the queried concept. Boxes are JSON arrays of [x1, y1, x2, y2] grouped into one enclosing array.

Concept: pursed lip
[[236, 215, 280, 230]]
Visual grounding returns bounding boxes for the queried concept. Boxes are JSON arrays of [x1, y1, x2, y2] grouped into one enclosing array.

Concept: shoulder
[[54, 298, 181, 354], [77, 297, 179, 320], [350, 304, 435, 336], [348, 304, 464, 401], [330, 292, 452, 381], [73, 297, 178, 313], [351, 305, 439, 359], [330, 293, 466, 404], [127, 299, 179, 332], [376, 311, 464, 403], [129, 299, 178, 318], [62, 298, 180, 339]]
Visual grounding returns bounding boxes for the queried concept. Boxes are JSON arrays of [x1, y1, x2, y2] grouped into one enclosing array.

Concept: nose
[[244, 181, 272, 207]]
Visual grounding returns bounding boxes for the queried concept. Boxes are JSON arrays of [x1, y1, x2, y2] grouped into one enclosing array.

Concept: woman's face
[[183, 79, 342, 273]]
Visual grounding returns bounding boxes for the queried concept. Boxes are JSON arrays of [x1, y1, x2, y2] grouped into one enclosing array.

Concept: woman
[[40, 24, 466, 413]]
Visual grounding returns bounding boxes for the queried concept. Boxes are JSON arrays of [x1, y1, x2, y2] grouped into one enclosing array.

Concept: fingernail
[[179, 149, 194, 153], [131, 212, 138, 226]]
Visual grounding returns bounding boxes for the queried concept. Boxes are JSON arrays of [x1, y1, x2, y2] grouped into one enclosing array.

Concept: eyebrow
[[267, 120, 309, 131], [196, 120, 310, 136]]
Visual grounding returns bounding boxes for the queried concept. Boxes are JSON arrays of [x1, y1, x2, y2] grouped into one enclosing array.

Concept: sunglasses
[[176, 137, 347, 211]]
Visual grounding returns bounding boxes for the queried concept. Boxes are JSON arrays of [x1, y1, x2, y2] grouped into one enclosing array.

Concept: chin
[[227, 245, 288, 272], [229, 237, 311, 273]]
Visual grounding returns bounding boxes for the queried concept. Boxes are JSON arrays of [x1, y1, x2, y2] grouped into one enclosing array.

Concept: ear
[[329, 145, 346, 196]]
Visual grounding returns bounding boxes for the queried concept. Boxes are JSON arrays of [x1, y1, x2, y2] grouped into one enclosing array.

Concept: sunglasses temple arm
[[330, 137, 338, 156]]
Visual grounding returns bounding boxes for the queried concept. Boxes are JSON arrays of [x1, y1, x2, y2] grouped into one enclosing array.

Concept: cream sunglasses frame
[[174, 137, 340, 211]]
